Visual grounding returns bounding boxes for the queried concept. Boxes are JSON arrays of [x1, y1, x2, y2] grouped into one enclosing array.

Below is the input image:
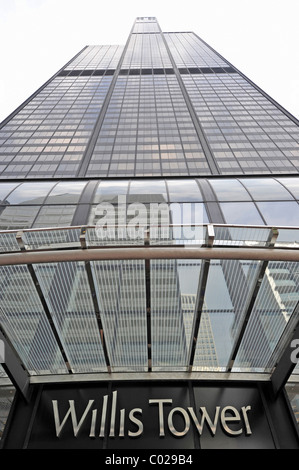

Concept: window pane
[[257, 201, 299, 226], [93, 180, 129, 203], [208, 179, 251, 201], [151, 259, 202, 370], [33, 205, 76, 228], [46, 181, 87, 204], [6, 182, 55, 204], [239, 178, 293, 200], [169, 203, 207, 243], [0, 183, 20, 203], [220, 202, 264, 225], [0, 265, 67, 374], [194, 259, 261, 370], [234, 260, 299, 372], [0, 206, 40, 230], [90, 260, 148, 371], [129, 179, 167, 203], [277, 178, 299, 200], [33, 262, 107, 373], [167, 179, 202, 201]]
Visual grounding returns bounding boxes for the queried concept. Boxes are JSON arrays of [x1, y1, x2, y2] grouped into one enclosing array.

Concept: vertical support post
[[144, 229, 152, 372]]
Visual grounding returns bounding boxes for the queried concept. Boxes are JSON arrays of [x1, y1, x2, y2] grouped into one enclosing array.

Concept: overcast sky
[[0, 0, 298, 124]]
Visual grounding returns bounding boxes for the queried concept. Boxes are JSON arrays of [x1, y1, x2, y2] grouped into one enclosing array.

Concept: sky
[[0, 0, 298, 124]]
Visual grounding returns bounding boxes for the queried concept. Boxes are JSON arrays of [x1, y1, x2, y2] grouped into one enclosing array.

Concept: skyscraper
[[0, 17, 299, 449]]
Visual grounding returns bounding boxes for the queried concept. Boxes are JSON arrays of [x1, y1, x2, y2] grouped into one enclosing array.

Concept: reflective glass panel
[[33, 205, 76, 228], [277, 178, 299, 200], [208, 179, 251, 201], [93, 180, 129, 204], [0, 206, 40, 230], [239, 178, 294, 201], [33, 262, 107, 373], [0, 265, 67, 374], [151, 259, 202, 370], [129, 179, 167, 203], [214, 225, 273, 247], [220, 202, 264, 225], [6, 182, 55, 204], [168, 203, 207, 244], [167, 179, 203, 202], [234, 261, 299, 372], [90, 260, 148, 371], [257, 201, 299, 226], [0, 183, 20, 203], [46, 181, 87, 204], [193, 259, 261, 370]]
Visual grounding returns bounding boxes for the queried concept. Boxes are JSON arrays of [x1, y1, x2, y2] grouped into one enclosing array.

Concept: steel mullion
[[144, 230, 152, 372]]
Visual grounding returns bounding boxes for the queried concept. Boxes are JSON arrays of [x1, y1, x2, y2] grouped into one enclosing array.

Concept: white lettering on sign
[[52, 390, 252, 439]]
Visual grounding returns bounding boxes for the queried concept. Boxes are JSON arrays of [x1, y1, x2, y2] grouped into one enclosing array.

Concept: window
[[220, 202, 264, 225], [129, 180, 167, 203], [0, 206, 40, 230], [5, 182, 55, 204], [239, 178, 294, 200], [93, 180, 129, 204], [167, 179, 203, 202], [257, 201, 299, 226], [208, 179, 251, 201], [0, 183, 20, 203], [33, 205, 76, 227], [277, 178, 299, 200], [46, 181, 87, 204]]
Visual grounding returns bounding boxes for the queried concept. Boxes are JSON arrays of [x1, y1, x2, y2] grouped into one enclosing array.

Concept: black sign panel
[[193, 384, 274, 449], [2, 380, 299, 449]]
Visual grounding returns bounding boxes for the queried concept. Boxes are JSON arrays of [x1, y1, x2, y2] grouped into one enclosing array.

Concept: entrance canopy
[[0, 223, 298, 399]]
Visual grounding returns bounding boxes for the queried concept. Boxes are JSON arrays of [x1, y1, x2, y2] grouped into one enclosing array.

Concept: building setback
[[0, 17, 299, 449]]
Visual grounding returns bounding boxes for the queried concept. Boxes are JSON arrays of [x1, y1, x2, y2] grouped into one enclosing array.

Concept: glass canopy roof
[[0, 222, 298, 382]]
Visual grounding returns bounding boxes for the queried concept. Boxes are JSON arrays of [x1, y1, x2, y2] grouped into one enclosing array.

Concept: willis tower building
[[0, 17, 299, 449]]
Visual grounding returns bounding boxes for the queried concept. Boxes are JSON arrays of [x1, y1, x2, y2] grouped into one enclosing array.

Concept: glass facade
[[0, 177, 298, 231], [1, 19, 297, 180], [0, 17, 299, 431]]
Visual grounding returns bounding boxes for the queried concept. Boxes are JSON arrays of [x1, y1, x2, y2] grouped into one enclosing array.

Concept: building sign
[[52, 389, 252, 439], [16, 381, 277, 449], [3, 380, 299, 449]]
